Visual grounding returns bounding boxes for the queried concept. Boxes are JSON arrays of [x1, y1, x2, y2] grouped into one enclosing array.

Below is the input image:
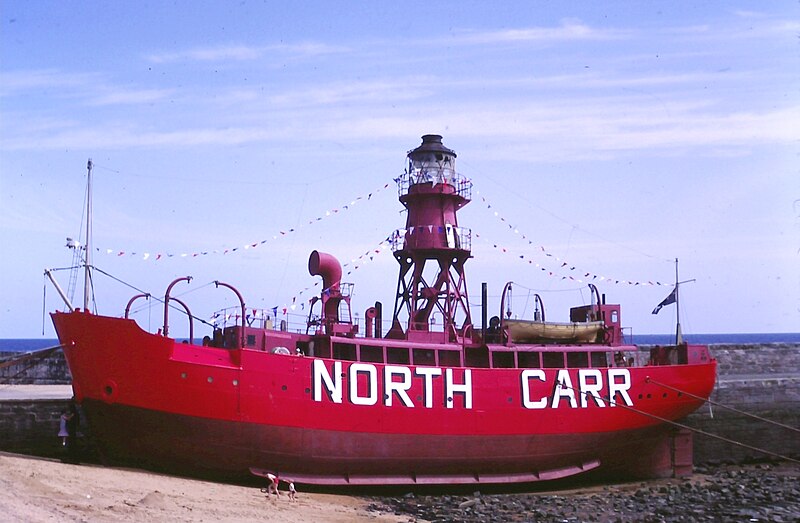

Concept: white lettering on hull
[[312, 361, 634, 410], [414, 367, 442, 408], [520, 369, 547, 409], [521, 368, 633, 410], [552, 369, 578, 408], [608, 369, 634, 407], [445, 368, 472, 409], [384, 365, 413, 407], [349, 363, 378, 405], [313, 359, 342, 403], [579, 369, 606, 408]]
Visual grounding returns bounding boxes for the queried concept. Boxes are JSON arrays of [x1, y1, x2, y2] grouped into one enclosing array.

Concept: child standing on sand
[[57, 411, 72, 446], [288, 480, 296, 501]]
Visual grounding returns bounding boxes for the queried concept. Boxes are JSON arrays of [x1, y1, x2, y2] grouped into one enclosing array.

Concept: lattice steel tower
[[387, 135, 473, 342]]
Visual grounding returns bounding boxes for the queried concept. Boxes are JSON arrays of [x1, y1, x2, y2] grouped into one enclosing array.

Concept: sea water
[[2, 333, 800, 353]]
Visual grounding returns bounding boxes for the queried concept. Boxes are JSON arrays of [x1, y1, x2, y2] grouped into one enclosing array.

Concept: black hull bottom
[[82, 399, 689, 485]]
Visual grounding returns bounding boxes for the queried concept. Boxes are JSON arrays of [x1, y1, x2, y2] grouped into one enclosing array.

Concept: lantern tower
[[387, 135, 473, 342]]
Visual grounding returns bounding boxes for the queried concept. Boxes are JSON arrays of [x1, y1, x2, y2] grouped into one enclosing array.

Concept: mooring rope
[[0, 346, 63, 386], [0, 346, 62, 368], [646, 377, 800, 434], [556, 377, 800, 465]]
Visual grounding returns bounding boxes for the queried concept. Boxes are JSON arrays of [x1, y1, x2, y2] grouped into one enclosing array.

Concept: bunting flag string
[[474, 192, 666, 286], [95, 181, 393, 261], [274, 237, 392, 317], [209, 237, 392, 329]]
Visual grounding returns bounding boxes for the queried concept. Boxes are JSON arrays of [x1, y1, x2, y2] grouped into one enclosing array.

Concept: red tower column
[[388, 135, 473, 343]]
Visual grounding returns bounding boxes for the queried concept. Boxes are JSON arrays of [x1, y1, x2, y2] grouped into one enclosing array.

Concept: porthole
[[207, 376, 214, 383], [101, 379, 119, 404]]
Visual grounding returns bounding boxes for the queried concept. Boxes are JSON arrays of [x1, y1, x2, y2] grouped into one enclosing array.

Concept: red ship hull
[[52, 310, 716, 485]]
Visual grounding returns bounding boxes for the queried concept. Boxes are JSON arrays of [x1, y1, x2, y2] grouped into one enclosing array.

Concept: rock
[[458, 498, 478, 509], [368, 463, 799, 523]]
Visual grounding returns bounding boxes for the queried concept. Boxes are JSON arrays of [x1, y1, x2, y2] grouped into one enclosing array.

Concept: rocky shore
[[370, 462, 800, 522]]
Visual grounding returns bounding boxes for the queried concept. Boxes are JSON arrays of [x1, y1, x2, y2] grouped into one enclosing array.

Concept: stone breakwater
[[684, 343, 799, 464], [371, 462, 800, 522], [0, 398, 74, 458], [0, 349, 71, 384]]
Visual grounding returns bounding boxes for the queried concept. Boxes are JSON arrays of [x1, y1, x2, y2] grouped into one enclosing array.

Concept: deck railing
[[389, 225, 472, 252], [396, 169, 472, 200]]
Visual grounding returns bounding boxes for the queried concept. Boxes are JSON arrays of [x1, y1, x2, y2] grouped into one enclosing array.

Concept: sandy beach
[[0, 452, 406, 523]]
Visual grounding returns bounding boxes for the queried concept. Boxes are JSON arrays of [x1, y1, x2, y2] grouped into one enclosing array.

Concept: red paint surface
[[52, 310, 715, 484]]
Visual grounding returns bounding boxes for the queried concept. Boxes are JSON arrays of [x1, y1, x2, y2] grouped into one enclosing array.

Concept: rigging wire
[[41, 276, 46, 336], [89, 266, 215, 328], [557, 377, 800, 464], [91, 178, 394, 262], [127, 281, 216, 323], [471, 221, 668, 287], [647, 377, 800, 434], [0, 346, 63, 387], [463, 162, 672, 262], [92, 161, 373, 187]]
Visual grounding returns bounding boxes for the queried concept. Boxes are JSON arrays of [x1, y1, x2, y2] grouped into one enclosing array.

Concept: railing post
[[214, 281, 246, 348], [164, 276, 192, 337], [125, 293, 150, 318]]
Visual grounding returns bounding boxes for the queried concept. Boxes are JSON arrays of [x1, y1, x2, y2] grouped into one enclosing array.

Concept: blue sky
[[1, 1, 798, 339]]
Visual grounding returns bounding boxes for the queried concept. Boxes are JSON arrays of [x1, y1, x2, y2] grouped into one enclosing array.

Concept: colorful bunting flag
[[474, 192, 666, 286], [95, 181, 393, 261]]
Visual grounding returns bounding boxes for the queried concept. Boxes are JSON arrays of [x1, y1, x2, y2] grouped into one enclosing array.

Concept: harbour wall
[[0, 349, 71, 385], [0, 398, 76, 459], [0, 344, 798, 464], [682, 344, 800, 464]]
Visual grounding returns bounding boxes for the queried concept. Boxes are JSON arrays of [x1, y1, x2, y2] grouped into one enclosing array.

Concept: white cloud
[[450, 19, 631, 45], [0, 123, 287, 150], [3, 96, 797, 160], [145, 42, 349, 64], [0, 69, 101, 96], [267, 79, 433, 108], [732, 10, 768, 19], [147, 45, 264, 63], [89, 88, 174, 106], [0, 69, 172, 108]]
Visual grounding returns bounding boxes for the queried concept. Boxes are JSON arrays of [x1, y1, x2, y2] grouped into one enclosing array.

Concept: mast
[[675, 257, 682, 345], [84, 159, 93, 311]]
